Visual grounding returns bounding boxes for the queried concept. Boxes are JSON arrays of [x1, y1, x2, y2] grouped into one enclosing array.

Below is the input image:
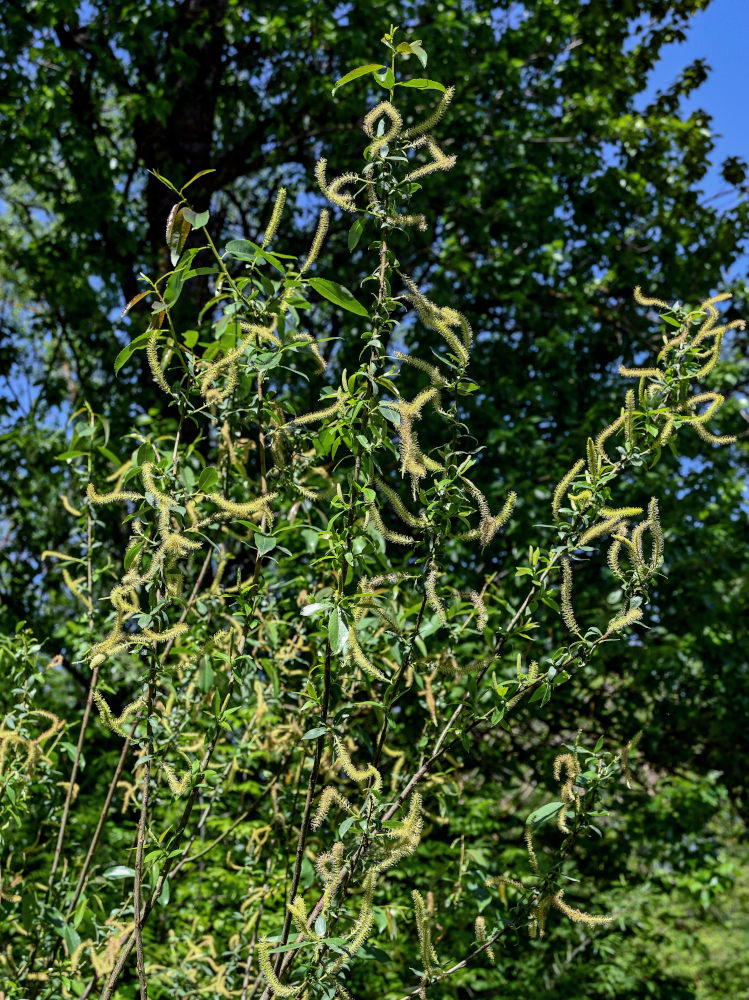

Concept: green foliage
[[1, 7, 749, 1000]]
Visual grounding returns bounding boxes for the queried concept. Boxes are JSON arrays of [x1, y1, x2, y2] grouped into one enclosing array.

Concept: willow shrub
[[1, 27, 743, 1000]]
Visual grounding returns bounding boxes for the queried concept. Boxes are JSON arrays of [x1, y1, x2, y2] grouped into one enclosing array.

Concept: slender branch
[[97, 677, 236, 1000], [241, 857, 273, 1000], [272, 639, 332, 969], [134, 659, 156, 998]]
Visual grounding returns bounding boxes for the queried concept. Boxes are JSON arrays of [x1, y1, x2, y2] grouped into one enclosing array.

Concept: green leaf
[[308, 278, 368, 317], [182, 208, 210, 229], [526, 801, 564, 828], [378, 402, 401, 425], [255, 533, 276, 557], [180, 168, 216, 192], [396, 78, 446, 92], [224, 239, 285, 274], [303, 727, 327, 740], [121, 289, 150, 318], [374, 66, 396, 90], [103, 865, 136, 880], [199, 658, 214, 692], [328, 607, 349, 654], [338, 815, 357, 838], [148, 169, 180, 195], [348, 216, 366, 251], [166, 204, 191, 266], [331, 63, 384, 95], [124, 538, 144, 572], [114, 331, 152, 375], [315, 914, 326, 937], [301, 602, 330, 617], [410, 43, 428, 68], [198, 467, 219, 492], [159, 878, 170, 906], [62, 922, 81, 955]]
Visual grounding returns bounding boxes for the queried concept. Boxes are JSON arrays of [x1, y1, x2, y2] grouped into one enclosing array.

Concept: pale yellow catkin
[[552, 459, 585, 519], [606, 606, 643, 634], [262, 187, 286, 248], [328, 870, 378, 973], [258, 939, 295, 997], [146, 332, 172, 395], [362, 101, 403, 155], [474, 915, 496, 963], [425, 563, 447, 626], [403, 135, 457, 183], [347, 628, 390, 682], [633, 286, 671, 310], [595, 413, 625, 464], [299, 209, 329, 274], [560, 558, 580, 636], [315, 158, 358, 213], [87, 483, 141, 505], [578, 515, 624, 548], [333, 735, 382, 792], [552, 890, 613, 927], [403, 85, 455, 140], [310, 786, 355, 830]]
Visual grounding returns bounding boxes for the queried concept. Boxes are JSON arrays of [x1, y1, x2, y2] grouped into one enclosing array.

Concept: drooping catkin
[[586, 437, 598, 479], [375, 478, 429, 529], [299, 210, 329, 275], [333, 735, 382, 792], [347, 628, 390, 682], [146, 332, 173, 395], [413, 889, 439, 984], [606, 605, 643, 634], [404, 136, 457, 183], [560, 558, 581, 636], [286, 895, 310, 939], [93, 692, 145, 738], [375, 792, 423, 873], [624, 389, 636, 447], [464, 480, 517, 547], [553, 752, 580, 833], [425, 562, 447, 626], [578, 515, 624, 548], [258, 939, 295, 997], [524, 823, 539, 874], [208, 492, 277, 518], [595, 412, 626, 464], [262, 187, 286, 248], [87, 483, 141, 505], [311, 786, 356, 830], [402, 86, 455, 140], [552, 459, 585, 519], [316, 158, 358, 213], [551, 890, 613, 927], [633, 286, 671, 310], [362, 101, 403, 155], [162, 761, 190, 796], [329, 870, 378, 973], [469, 589, 488, 631], [474, 915, 495, 963]]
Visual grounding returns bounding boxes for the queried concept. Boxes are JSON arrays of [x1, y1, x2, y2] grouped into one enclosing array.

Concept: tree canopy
[[1, 3, 748, 998]]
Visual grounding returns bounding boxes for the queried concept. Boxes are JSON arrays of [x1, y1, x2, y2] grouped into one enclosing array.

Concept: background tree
[[1, 3, 748, 997]]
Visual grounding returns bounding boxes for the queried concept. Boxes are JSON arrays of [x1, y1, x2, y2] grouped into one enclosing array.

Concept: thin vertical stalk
[[134, 658, 156, 998]]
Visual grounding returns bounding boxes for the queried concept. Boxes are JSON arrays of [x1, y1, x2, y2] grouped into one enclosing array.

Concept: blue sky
[[643, 0, 749, 200]]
